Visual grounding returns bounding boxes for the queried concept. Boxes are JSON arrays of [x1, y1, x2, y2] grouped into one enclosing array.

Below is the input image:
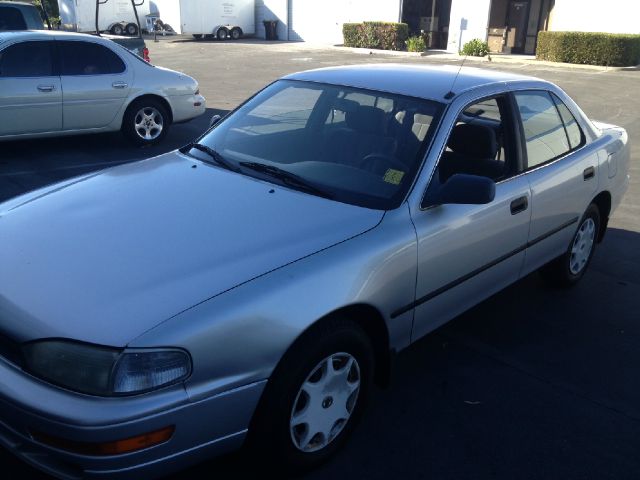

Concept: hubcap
[[290, 353, 360, 453], [134, 107, 163, 141], [569, 217, 596, 274]]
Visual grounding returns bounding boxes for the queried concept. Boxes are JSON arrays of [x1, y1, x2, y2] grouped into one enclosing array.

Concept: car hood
[[0, 153, 383, 346]]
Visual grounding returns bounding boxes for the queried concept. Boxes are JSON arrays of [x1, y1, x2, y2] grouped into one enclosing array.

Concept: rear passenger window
[[58, 41, 126, 75], [515, 91, 572, 168], [0, 6, 27, 30], [551, 93, 584, 150], [0, 41, 53, 77]]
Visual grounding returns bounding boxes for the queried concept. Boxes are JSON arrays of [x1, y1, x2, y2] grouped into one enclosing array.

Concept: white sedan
[[0, 30, 206, 145]]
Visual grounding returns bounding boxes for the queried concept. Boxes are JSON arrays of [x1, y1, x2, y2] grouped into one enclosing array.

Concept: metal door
[[506, 1, 529, 53]]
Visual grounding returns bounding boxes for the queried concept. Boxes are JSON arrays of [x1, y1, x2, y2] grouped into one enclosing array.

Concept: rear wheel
[[231, 27, 242, 40], [540, 203, 600, 287], [121, 98, 170, 146], [217, 27, 228, 40], [248, 317, 374, 474], [192, 34, 203, 40]]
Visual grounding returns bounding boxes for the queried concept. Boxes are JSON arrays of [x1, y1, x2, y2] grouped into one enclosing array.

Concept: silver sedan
[[0, 30, 206, 145], [0, 64, 630, 478]]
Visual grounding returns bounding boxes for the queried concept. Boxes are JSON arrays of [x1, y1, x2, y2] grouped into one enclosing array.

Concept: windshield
[[195, 79, 443, 210]]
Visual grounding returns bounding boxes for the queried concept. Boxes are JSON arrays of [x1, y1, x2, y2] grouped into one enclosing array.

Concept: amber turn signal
[[31, 426, 175, 456]]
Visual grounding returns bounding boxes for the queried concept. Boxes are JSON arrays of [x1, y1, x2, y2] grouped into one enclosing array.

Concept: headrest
[[346, 106, 386, 135], [447, 124, 498, 158]]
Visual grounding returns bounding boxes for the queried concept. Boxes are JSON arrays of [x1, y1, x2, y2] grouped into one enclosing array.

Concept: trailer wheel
[[125, 23, 138, 36], [231, 27, 242, 40], [193, 34, 203, 40], [111, 24, 124, 35], [217, 27, 229, 40]]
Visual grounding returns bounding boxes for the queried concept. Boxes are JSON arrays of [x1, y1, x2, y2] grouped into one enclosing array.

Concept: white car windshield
[[195, 79, 444, 209]]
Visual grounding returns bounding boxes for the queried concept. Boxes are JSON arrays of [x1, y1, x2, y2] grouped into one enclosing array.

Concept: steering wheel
[[358, 153, 406, 176]]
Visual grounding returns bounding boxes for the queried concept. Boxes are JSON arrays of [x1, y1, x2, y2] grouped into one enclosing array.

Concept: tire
[[192, 34, 203, 40], [540, 203, 600, 287], [216, 27, 228, 40], [247, 317, 374, 474], [231, 27, 242, 40], [125, 23, 138, 36], [111, 24, 123, 35], [121, 98, 170, 146]]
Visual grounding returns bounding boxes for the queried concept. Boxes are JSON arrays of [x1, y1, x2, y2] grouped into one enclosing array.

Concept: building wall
[[256, 0, 400, 43], [550, 0, 640, 33], [446, 0, 491, 52]]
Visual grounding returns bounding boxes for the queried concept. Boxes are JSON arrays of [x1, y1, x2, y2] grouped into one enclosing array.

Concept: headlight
[[22, 340, 191, 396]]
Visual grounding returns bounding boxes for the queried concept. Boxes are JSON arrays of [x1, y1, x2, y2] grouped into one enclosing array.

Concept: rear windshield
[[0, 6, 28, 30]]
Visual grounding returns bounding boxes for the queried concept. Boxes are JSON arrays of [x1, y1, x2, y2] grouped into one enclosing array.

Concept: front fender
[[127, 204, 418, 402]]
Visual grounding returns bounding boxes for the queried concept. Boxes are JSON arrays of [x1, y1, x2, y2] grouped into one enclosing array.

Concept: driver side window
[[423, 95, 518, 207]]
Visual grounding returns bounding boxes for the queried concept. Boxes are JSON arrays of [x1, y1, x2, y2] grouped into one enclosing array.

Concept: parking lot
[[2, 37, 639, 479]]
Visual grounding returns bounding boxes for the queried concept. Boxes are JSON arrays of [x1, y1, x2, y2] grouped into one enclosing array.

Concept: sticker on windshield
[[383, 169, 405, 185]]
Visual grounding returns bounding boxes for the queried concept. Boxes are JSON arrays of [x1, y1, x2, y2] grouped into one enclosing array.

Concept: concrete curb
[[330, 45, 638, 72]]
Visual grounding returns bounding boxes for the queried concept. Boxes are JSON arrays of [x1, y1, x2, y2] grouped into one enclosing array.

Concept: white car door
[[57, 39, 133, 131], [0, 40, 62, 136]]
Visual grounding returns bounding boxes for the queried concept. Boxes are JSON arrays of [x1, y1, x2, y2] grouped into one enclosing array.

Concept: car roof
[[285, 64, 547, 103], [0, 29, 109, 44]]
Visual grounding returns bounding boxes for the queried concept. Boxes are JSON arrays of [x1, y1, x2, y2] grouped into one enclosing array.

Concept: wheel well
[[591, 191, 611, 242], [324, 304, 392, 388], [124, 95, 173, 125]]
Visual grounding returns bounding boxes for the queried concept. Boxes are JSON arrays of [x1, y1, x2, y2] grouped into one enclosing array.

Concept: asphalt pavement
[[1, 37, 638, 480]]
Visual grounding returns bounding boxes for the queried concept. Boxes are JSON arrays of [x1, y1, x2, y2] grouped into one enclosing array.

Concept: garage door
[[288, 0, 343, 43]]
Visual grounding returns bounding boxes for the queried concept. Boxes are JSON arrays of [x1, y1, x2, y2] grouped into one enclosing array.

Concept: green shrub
[[343, 22, 409, 51], [460, 39, 490, 57], [536, 31, 640, 66], [406, 35, 426, 52]]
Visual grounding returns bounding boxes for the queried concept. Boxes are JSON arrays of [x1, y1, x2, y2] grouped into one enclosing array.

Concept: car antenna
[[444, 55, 467, 100]]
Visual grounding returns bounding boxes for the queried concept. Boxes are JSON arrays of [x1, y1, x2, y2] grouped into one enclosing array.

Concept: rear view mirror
[[209, 115, 222, 128], [430, 174, 496, 206]]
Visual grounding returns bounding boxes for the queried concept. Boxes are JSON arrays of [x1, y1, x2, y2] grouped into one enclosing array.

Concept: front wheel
[[125, 23, 138, 36], [111, 24, 123, 35], [121, 98, 170, 146], [192, 34, 203, 40], [248, 318, 374, 474], [540, 203, 600, 287]]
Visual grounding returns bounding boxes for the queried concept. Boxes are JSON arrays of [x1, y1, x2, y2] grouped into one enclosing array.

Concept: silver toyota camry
[[0, 64, 630, 479]]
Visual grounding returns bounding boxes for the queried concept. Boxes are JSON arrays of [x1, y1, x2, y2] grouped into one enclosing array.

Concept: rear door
[[0, 40, 61, 136], [514, 90, 599, 274], [57, 39, 133, 130]]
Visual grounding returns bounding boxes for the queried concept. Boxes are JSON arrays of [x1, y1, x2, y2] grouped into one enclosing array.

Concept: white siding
[[446, 0, 491, 52], [288, 0, 400, 44], [256, 0, 289, 40], [550, 0, 640, 34]]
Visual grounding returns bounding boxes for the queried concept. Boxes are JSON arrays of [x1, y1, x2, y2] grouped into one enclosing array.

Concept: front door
[[0, 40, 62, 137], [410, 94, 532, 341], [506, 1, 529, 54]]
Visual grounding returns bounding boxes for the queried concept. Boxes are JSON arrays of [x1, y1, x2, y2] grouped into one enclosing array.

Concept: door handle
[[112, 82, 128, 89], [510, 196, 528, 215], [37, 85, 55, 92], [583, 166, 595, 180]]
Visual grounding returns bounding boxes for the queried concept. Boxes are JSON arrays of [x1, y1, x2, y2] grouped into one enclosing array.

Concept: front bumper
[[0, 357, 265, 479]]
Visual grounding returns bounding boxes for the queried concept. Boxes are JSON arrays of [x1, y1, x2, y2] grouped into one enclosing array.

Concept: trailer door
[[180, 0, 203, 34]]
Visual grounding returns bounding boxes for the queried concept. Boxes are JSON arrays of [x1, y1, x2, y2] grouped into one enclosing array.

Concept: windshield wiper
[[182, 143, 240, 173], [239, 161, 334, 199]]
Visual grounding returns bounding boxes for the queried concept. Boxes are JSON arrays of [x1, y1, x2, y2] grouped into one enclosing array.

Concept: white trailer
[[150, 0, 255, 40], [58, 0, 150, 35]]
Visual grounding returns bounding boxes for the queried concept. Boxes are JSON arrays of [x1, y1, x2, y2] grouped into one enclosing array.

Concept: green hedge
[[343, 22, 409, 51], [536, 31, 640, 66]]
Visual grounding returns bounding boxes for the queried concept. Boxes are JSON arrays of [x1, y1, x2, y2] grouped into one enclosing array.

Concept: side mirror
[[430, 174, 496, 206], [209, 114, 222, 128]]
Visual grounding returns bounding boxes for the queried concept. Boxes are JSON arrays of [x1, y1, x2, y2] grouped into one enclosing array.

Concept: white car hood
[[0, 153, 383, 346]]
